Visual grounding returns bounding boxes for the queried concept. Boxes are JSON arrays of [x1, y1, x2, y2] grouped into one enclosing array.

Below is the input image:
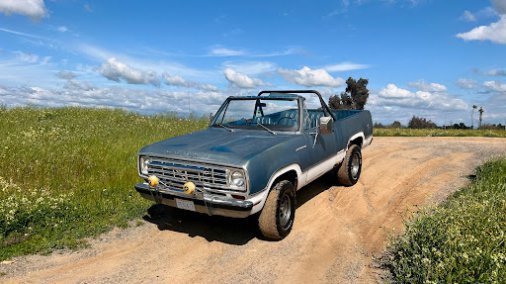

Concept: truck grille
[[146, 158, 246, 194]]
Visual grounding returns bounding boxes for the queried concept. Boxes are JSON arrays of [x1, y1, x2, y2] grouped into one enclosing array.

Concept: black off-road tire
[[337, 144, 362, 186], [258, 180, 296, 240]]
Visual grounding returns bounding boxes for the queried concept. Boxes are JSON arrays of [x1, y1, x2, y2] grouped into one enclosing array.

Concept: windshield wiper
[[257, 122, 276, 135], [214, 124, 233, 132]]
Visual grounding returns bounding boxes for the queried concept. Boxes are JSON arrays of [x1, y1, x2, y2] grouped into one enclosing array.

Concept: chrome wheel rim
[[351, 152, 360, 179], [279, 193, 292, 228]]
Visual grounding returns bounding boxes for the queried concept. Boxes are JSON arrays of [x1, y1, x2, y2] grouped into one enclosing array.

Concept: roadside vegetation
[[385, 158, 506, 283], [373, 128, 506, 137], [0, 107, 208, 261]]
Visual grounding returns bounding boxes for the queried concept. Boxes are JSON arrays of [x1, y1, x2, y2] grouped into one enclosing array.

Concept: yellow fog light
[[183, 181, 196, 194], [148, 175, 159, 188]]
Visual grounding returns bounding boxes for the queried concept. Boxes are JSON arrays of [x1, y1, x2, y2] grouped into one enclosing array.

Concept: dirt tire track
[[1, 137, 505, 283]]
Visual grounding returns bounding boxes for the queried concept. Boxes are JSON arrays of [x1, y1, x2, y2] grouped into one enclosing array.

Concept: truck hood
[[139, 127, 295, 167]]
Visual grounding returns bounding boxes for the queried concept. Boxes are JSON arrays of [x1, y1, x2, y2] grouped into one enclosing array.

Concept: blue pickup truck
[[135, 90, 373, 240]]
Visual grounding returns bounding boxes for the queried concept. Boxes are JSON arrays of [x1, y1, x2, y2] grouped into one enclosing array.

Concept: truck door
[[301, 107, 338, 178]]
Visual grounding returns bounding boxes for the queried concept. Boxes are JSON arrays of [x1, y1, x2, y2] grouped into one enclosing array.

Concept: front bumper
[[135, 183, 254, 218]]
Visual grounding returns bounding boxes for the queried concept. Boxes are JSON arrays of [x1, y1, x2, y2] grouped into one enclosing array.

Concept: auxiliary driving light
[[148, 175, 159, 188], [183, 181, 196, 194]]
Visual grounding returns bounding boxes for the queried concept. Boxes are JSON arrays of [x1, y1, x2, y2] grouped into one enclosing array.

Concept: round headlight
[[229, 170, 245, 187], [140, 156, 150, 175]]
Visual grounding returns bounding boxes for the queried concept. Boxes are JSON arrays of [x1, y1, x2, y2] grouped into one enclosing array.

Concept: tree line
[[327, 77, 504, 130], [374, 117, 505, 130]]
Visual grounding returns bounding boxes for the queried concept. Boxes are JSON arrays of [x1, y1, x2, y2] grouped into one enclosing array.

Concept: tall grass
[[0, 107, 208, 260], [374, 128, 506, 137], [385, 158, 506, 283]]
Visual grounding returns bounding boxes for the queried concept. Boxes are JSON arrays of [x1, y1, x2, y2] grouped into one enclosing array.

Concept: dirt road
[[1, 137, 505, 283]]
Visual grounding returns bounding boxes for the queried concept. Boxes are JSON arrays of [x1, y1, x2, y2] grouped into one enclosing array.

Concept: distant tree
[[340, 92, 355, 109], [391, 121, 402, 128], [328, 77, 369, 110], [346, 77, 369, 110], [328, 95, 341, 110], [450, 122, 470, 129], [480, 123, 506, 130], [408, 116, 437, 129], [373, 122, 385, 128]]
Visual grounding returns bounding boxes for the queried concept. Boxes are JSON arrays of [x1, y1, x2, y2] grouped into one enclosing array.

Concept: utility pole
[[471, 105, 477, 129], [478, 107, 484, 129]]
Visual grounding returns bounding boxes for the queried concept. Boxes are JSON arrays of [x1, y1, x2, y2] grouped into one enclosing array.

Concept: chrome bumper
[[135, 183, 253, 218]]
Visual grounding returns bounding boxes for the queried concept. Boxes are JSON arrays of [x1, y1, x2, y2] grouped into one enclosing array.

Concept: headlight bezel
[[139, 155, 150, 176], [227, 169, 246, 190]]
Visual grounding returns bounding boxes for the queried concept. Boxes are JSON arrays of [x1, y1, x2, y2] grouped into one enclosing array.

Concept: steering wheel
[[276, 117, 296, 126]]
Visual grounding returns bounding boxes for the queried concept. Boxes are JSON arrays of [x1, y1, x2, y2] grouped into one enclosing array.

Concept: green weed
[[0, 107, 208, 260], [385, 158, 506, 283]]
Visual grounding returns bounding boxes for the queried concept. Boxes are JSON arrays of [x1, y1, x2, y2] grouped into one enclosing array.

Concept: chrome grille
[[146, 158, 245, 194]]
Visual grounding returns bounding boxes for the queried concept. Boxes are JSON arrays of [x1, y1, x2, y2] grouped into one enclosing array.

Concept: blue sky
[[1, 0, 506, 125]]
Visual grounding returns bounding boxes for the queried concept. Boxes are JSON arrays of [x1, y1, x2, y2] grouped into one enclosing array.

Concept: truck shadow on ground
[[142, 173, 336, 245]]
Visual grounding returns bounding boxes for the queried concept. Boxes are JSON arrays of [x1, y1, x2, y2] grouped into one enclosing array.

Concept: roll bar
[[257, 90, 336, 121]]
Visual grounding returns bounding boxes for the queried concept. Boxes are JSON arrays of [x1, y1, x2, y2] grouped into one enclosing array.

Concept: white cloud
[[12, 51, 50, 65], [78, 43, 217, 81], [209, 47, 245, 57], [255, 48, 303, 57], [484, 80, 506, 92], [56, 70, 77, 80], [224, 68, 264, 89], [0, 84, 226, 116], [278, 66, 344, 87], [457, 15, 506, 44], [460, 10, 477, 22], [99, 58, 160, 86], [13, 51, 39, 64], [376, 83, 468, 111], [0, 0, 47, 19], [456, 78, 477, 89], [222, 61, 276, 75], [408, 80, 447, 92], [57, 26, 68, 33], [208, 46, 302, 58], [163, 74, 218, 91], [0, 27, 45, 40], [323, 62, 369, 72], [378, 83, 412, 98], [460, 7, 497, 22], [484, 69, 506, 76]]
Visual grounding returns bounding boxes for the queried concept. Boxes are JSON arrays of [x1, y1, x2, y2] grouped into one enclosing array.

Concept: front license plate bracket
[[175, 198, 196, 211]]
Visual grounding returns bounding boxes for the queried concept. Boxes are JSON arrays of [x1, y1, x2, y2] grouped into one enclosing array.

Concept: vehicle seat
[[255, 116, 272, 125], [305, 111, 325, 129], [276, 110, 297, 127]]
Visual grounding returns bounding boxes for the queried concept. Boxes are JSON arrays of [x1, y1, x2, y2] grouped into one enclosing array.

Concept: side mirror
[[319, 116, 333, 135]]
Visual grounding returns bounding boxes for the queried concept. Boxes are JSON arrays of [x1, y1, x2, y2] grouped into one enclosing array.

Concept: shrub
[[385, 158, 506, 283], [408, 116, 437, 129]]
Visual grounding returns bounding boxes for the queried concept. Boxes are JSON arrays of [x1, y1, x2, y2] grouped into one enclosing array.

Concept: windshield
[[213, 98, 300, 132]]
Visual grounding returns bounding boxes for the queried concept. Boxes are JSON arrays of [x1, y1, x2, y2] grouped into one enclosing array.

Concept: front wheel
[[258, 180, 296, 240], [337, 144, 362, 186]]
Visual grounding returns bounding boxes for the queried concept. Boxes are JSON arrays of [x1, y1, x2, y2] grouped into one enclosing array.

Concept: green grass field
[[385, 158, 506, 283], [374, 127, 506, 137], [0, 107, 208, 261]]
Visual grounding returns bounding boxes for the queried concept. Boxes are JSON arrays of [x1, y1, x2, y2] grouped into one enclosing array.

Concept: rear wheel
[[258, 180, 296, 240], [337, 144, 362, 186]]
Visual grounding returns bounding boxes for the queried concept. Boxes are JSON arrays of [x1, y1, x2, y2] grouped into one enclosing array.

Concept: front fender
[[244, 135, 306, 195]]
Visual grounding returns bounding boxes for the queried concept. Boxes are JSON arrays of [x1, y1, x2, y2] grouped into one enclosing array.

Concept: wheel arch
[[347, 132, 365, 149], [251, 164, 301, 215]]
